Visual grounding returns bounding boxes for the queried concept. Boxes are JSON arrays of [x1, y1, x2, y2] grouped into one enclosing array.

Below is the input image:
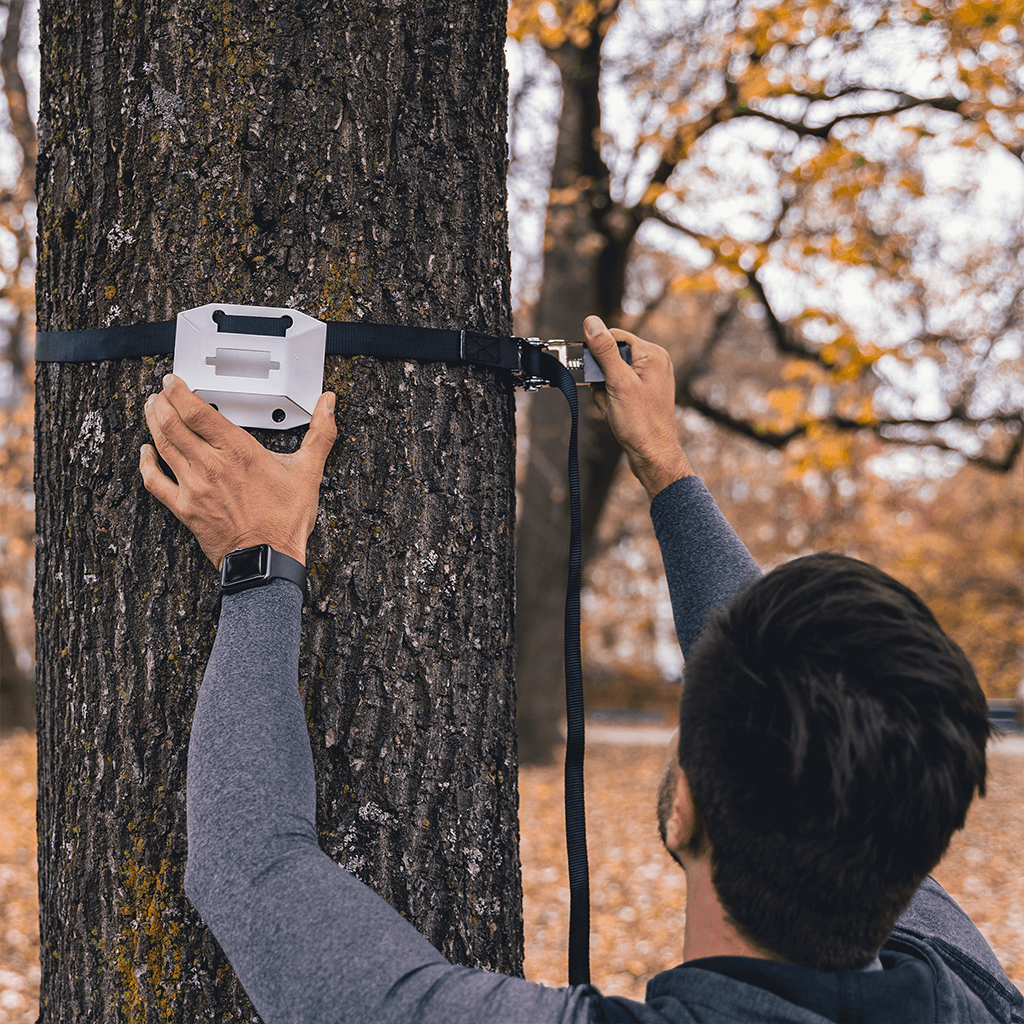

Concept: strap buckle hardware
[[512, 337, 632, 390], [513, 337, 551, 391]]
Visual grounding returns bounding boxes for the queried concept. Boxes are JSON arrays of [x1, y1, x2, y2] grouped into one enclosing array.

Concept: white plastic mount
[[172, 303, 327, 431]]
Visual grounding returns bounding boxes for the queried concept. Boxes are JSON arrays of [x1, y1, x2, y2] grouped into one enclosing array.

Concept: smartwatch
[[220, 544, 306, 595]]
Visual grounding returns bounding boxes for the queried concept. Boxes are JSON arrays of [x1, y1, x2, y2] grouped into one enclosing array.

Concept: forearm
[[183, 580, 591, 1024], [630, 447, 694, 501], [184, 579, 317, 948], [650, 476, 762, 657], [183, 579, 436, 1022]]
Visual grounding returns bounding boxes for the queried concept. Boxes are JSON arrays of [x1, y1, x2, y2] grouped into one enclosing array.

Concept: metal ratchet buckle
[[515, 337, 632, 390]]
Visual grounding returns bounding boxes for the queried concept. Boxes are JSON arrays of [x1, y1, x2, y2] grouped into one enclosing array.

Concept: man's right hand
[[583, 316, 693, 500]]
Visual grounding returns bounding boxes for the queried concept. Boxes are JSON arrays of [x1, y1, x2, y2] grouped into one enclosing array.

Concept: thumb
[[583, 315, 616, 356], [298, 391, 338, 471], [583, 315, 631, 387]]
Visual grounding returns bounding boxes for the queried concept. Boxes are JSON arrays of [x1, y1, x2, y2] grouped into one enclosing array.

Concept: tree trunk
[[0, 611, 33, 732], [34, 3, 520, 1020], [515, 34, 633, 763]]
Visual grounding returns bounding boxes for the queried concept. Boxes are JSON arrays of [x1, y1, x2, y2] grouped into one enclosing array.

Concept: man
[[140, 316, 1023, 1023]]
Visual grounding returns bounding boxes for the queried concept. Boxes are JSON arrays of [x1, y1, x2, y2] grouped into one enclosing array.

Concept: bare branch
[[877, 421, 1024, 473], [744, 272, 863, 373], [733, 92, 967, 140], [675, 296, 740, 389], [677, 384, 1024, 472], [624, 279, 671, 334]]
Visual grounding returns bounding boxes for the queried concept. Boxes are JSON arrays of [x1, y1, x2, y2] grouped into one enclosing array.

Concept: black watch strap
[[220, 544, 306, 595]]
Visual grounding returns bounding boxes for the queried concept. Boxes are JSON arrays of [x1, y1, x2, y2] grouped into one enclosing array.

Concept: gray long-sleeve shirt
[[184, 475, 1024, 1024]]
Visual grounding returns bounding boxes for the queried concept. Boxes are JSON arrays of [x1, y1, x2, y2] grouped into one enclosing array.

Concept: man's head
[[665, 553, 990, 971]]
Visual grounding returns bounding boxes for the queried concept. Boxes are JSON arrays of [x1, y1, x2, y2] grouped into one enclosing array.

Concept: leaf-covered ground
[[1, 728, 1021, 1021], [520, 728, 1024, 1002]]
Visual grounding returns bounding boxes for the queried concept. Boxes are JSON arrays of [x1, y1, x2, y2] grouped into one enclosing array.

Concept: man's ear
[[664, 764, 697, 856]]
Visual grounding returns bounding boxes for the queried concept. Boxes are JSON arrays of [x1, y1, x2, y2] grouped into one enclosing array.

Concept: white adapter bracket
[[172, 303, 327, 431]]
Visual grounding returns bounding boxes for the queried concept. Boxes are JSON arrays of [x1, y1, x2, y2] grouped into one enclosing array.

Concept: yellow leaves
[[799, 141, 879, 190], [782, 358, 820, 383], [948, 0, 1019, 43], [768, 386, 805, 421], [810, 427, 851, 471], [639, 182, 666, 207], [508, 0, 617, 48], [832, 181, 863, 199], [821, 335, 881, 378], [790, 423, 852, 476], [705, 237, 765, 275], [844, 396, 878, 427], [670, 271, 720, 294], [736, 64, 775, 107], [897, 173, 925, 197]]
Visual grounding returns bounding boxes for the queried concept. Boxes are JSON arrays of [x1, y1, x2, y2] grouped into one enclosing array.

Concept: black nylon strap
[[35, 320, 178, 361], [539, 352, 590, 987], [36, 311, 591, 986], [34, 317, 522, 373]]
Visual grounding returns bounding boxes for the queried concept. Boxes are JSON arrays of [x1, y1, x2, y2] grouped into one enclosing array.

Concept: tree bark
[[515, 33, 633, 763], [34, 2, 520, 1019]]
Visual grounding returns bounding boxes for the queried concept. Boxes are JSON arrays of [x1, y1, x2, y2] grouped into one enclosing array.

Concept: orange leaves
[[790, 423, 853, 475], [508, 0, 619, 49], [797, 140, 881, 196], [704, 236, 766, 276], [947, 0, 1022, 45], [638, 181, 666, 208], [734, 0, 852, 60], [820, 335, 881, 379], [668, 272, 719, 295], [767, 385, 806, 422]]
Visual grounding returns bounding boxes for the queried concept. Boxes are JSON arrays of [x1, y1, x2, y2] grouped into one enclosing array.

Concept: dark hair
[[678, 553, 990, 970]]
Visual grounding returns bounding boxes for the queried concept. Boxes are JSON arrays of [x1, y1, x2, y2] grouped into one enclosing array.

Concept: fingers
[[139, 442, 179, 510], [297, 391, 337, 474], [144, 391, 194, 483], [583, 316, 673, 396], [160, 374, 239, 452], [145, 374, 254, 480]]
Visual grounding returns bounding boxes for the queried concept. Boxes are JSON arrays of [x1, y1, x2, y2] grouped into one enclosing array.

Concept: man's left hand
[[139, 374, 337, 569]]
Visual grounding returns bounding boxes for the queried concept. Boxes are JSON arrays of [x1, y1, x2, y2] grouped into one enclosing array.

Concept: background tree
[[580, 305, 1024, 713], [0, 0, 36, 734], [508, 0, 1024, 762], [33, 1, 520, 1019]]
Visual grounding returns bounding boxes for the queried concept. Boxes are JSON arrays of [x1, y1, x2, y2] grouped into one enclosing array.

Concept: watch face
[[222, 545, 269, 588]]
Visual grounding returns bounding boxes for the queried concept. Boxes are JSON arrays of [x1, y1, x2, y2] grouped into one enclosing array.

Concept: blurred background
[[2, 0, 1023, 741], [0, 0, 1022, 1017], [505, 0, 1022, 760]]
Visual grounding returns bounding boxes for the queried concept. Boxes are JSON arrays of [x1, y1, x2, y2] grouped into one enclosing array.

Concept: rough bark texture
[[34, 2, 520, 1020], [515, 35, 632, 764]]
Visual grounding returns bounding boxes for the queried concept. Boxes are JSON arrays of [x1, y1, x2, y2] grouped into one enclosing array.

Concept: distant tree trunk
[[0, 612, 33, 732], [34, 2, 520, 1019], [0, 0, 36, 387], [515, 33, 635, 763]]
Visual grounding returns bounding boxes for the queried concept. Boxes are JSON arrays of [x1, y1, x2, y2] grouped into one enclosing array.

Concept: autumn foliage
[[2, 1, 1023, 717], [509, 0, 1023, 469]]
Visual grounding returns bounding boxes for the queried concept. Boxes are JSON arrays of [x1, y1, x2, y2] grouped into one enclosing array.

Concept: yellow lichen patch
[[114, 851, 186, 1022]]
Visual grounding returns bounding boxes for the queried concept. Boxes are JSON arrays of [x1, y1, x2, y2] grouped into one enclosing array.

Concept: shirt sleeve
[[890, 876, 1024, 1022], [183, 579, 596, 1024], [649, 476, 762, 657]]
